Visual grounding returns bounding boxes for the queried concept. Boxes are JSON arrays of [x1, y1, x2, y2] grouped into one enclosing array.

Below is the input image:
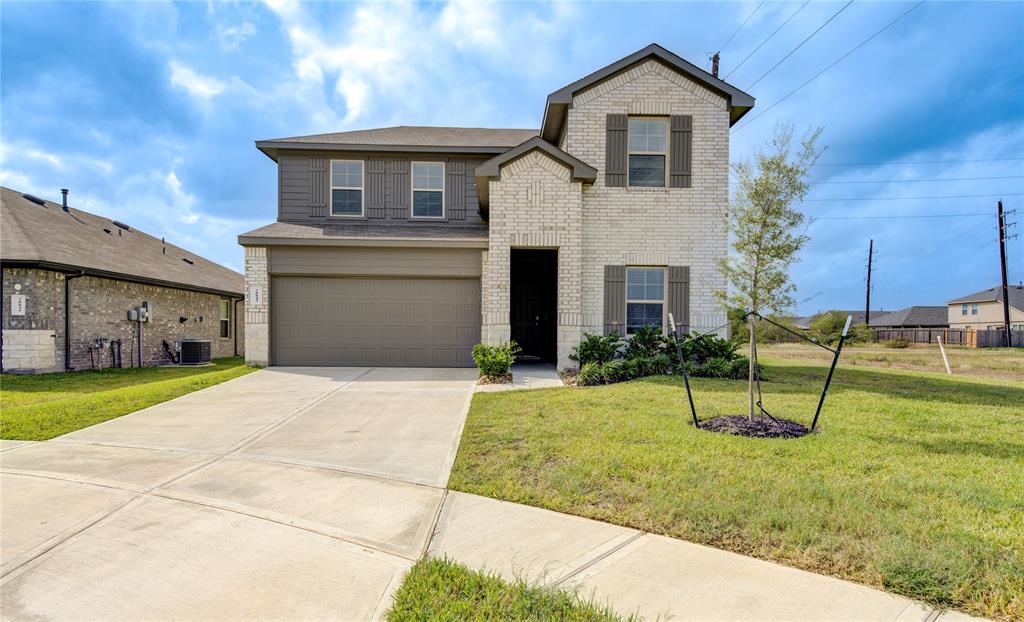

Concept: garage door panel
[[272, 276, 480, 367]]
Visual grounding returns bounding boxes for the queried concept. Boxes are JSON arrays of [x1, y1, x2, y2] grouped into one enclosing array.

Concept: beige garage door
[[272, 276, 480, 367]]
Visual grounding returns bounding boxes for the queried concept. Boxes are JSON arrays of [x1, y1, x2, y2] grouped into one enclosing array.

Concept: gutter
[[64, 270, 86, 370], [0, 260, 243, 299]]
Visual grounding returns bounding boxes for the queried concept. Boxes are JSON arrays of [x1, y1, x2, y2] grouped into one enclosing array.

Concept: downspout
[[1, 267, 5, 373], [64, 271, 86, 370]]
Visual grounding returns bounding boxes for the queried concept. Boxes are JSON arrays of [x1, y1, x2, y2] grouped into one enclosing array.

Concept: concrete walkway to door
[[1, 367, 477, 621]]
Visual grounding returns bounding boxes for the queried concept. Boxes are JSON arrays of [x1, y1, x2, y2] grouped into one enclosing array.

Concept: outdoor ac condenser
[[176, 339, 212, 365]]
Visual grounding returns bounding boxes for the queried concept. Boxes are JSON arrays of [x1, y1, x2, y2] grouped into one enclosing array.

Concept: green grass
[[386, 557, 635, 622], [1, 357, 256, 440], [449, 358, 1024, 621]]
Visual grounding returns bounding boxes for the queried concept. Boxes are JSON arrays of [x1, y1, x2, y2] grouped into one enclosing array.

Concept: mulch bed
[[477, 373, 513, 385], [558, 371, 579, 387], [699, 415, 810, 439]]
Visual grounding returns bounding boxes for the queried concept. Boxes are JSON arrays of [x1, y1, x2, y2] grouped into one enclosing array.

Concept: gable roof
[[870, 306, 949, 328], [540, 43, 756, 142], [474, 137, 599, 212], [1, 187, 243, 296], [256, 126, 538, 161], [948, 285, 1024, 311]]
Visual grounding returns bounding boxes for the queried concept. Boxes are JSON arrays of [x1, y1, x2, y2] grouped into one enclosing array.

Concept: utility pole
[[865, 239, 874, 327], [997, 200, 1012, 347]]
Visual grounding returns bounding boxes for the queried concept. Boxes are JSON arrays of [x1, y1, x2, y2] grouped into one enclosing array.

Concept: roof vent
[[61, 188, 69, 211], [112, 220, 130, 231], [23, 194, 46, 206], [182, 257, 194, 265], [103, 228, 112, 234]]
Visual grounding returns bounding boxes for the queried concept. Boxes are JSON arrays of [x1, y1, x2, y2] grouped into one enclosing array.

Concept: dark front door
[[510, 249, 557, 362]]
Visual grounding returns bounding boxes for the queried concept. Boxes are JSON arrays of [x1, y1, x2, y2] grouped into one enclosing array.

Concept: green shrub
[[603, 359, 627, 383], [885, 337, 911, 349], [577, 362, 605, 386], [621, 358, 642, 380], [570, 333, 622, 365], [647, 353, 672, 375], [700, 356, 734, 378], [471, 342, 521, 379], [728, 355, 752, 380], [624, 326, 664, 359], [810, 311, 849, 345]]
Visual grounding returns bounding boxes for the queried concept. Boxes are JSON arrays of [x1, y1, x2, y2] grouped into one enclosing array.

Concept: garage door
[[272, 276, 480, 367]]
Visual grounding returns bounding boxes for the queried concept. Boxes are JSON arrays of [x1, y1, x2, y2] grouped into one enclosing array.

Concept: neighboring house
[[1, 187, 245, 373], [869, 306, 948, 329], [947, 285, 1024, 331], [239, 44, 755, 370]]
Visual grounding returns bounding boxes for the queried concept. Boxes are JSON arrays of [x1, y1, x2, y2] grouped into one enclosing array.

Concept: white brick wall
[[2, 330, 57, 372], [244, 246, 270, 366]]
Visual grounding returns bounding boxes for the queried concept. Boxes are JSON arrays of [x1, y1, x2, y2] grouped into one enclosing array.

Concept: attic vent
[[182, 257, 194, 265], [103, 228, 112, 234], [112, 221, 131, 231], [23, 194, 46, 206]]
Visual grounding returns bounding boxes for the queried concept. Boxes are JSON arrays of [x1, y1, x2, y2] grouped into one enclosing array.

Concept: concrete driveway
[[0, 367, 477, 621]]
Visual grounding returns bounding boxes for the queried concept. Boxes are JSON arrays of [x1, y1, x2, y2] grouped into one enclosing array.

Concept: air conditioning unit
[[177, 339, 212, 365]]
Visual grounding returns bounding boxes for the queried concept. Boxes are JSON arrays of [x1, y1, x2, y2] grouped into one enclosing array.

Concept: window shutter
[[387, 160, 410, 219], [604, 265, 626, 335], [669, 115, 693, 188], [605, 114, 628, 187], [309, 157, 327, 217], [668, 266, 690, 333], [366, 159, 386, 219], [446, 160, 466, 220]]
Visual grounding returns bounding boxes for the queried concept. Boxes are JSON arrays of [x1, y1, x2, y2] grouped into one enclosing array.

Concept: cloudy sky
[[2, 0, 1021, 314]]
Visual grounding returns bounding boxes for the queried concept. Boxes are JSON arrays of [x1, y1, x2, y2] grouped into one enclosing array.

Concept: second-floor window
[[331, 160, 363, 217], [628, 118, 667, 187], [972, 303, 979, 315], [961, 304, 968, 316], [412, 162, 444, 218]]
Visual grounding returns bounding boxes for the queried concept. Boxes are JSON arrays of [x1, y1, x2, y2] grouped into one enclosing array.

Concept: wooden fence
[[874, 328, 1024, 348]]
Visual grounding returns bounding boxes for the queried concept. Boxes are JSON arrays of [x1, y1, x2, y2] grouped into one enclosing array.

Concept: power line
[[735, 1, 926, 132], [813, 213, 991, 220], [746, 0, 854, 89], [815, 156, 1024, 167], [719, 0, 767, 53], [724, 1, 810, 80], [811, 175, 1024, 184], [805, 192, 1021, 202]]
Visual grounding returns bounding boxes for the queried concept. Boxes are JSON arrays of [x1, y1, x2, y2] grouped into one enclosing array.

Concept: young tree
[[718, 125, 823, 421]]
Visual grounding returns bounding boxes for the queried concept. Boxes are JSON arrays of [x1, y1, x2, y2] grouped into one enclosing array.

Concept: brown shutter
[[605, 114, 628, 187], [604, 265, 626, 336], [387, 160, 410, 219], [310, 157, 327, 217], [366, 159, 386, 219], [668, 266, 691, 333], [446, 160, 466, 220], [669, 115, 692, 189]]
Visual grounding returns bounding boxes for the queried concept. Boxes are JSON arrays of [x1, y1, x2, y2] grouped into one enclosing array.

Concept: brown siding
[[605, 114, 628, 187], [366, 158, 387, 219], [279, 155, 312, 221], [446, 159, 467, 220], [269, 246, 483, 278], [669, 115, 692, 189], [387, 159, 410, 219], [603, 265, 625, 335]]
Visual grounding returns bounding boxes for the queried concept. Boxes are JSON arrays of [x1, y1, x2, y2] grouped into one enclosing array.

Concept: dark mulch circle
[[477, 373, 513, 385], [699, 415, 810, 439]]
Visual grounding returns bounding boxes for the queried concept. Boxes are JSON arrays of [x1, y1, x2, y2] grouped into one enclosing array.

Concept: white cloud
[[168, 60, 225, 99], [217, 21, 257, 51]]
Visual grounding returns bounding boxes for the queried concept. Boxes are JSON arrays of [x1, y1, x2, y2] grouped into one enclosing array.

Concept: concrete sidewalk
[[429, 491, 985, 622], [475, 363, 563, 392]]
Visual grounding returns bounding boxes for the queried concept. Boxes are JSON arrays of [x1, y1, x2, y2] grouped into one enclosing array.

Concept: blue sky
[[2, 0, 1021, 315]]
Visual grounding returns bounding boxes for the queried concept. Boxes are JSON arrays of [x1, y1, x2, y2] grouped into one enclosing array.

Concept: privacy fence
[[874, 328, 1024, 348]]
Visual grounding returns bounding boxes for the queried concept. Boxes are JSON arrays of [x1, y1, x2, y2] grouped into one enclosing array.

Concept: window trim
[[329, 159, 365, 218], [218, 299, 231, 341], [410, 161, 446, 220], [971, 303, 979, 315], [627, 116, 669, 188], [624, 266, 667, 335], [961, 304, 968, 316]]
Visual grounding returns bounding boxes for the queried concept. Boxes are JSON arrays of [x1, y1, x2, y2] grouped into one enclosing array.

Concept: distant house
[[870, 306, 948, 329], [1, 186, 244, 373], [947, 285, 1024, 331]]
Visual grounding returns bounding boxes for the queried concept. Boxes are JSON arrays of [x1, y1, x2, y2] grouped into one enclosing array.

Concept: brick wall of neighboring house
[[562, 59, 731, 339], [244, 246, 270, 366], [483, 151, 584, 370], [1, 267, 244, 373], [1, 267, 64, 372]]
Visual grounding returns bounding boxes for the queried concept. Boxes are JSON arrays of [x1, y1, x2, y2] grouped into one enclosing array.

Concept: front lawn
[[449, 359, 1024, 620], [386, 557, 634, 622], [1, 357, 256, 440]]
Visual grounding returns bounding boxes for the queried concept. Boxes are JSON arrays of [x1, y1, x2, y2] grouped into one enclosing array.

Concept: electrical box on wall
[[139, 301, 151, 322], [127, 309, 138, 321]]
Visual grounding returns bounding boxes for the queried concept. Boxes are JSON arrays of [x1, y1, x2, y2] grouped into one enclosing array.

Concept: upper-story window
[[961, 304, 968, 316], [626, 267, 665, 334], [972, 303, 979, 315], [331, 160, 363, 217], [412, 162, 444, 218], [628, 118, 668, 187]]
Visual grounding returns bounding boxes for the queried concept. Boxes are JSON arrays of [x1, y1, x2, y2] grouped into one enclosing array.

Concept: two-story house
[[239, 44, 755, 370]]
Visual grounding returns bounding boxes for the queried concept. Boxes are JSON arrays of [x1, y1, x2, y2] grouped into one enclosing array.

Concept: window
[[412, 162, 444, 218], [961, 304, 968, 316], [972, 303, 979, 315], [330, 160, 363, 217], [219, 300, 230, 339], [626, 267, 665, 334], [628, 118, 667, 187]]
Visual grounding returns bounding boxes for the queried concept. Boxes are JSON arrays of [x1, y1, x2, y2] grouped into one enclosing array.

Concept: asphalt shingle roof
[[1, 187, 243, 296], [870, 306, 949, 328], [947, 285, 1024, 311]]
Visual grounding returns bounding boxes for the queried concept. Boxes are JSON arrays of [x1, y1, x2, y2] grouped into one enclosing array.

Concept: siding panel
[[447, 160, 467, 220], [366, 158, 387, 219], [387, 159, 410, 219]]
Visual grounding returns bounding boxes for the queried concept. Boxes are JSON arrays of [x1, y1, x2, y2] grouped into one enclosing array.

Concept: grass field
[[449, 357, 1024, 620], [386, 557, 634, 622], [0, 357, 256, 440]]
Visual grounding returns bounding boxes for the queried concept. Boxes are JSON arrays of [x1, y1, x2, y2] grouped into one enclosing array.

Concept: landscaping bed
[[449, 358, 1024, 620]]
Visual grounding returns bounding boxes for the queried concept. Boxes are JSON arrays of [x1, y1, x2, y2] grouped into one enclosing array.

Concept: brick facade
[[1, 267, 243, 373], [244, 246, 270, 366]]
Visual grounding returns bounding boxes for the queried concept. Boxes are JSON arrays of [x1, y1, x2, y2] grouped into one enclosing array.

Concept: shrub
[[624, 326, 664, 359], [679, 332, 738, 366], [728, 355, 752, 380], [570, 333, 622, 365], [885, 337, 911, 349], [602, 359, 627, 383], [700, 356, 734, 378], [810, 311, 849, 345], [471, 342, 520, 379], [577, 362, 605, 386], [647, 353, 672, 375]]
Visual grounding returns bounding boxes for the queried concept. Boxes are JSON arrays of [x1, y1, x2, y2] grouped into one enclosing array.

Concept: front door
[[510, 249, 557, 362]]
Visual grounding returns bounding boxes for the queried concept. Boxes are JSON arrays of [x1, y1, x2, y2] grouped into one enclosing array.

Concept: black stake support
[[810, 315, 852, 432], [669, 313, 700, 429]]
